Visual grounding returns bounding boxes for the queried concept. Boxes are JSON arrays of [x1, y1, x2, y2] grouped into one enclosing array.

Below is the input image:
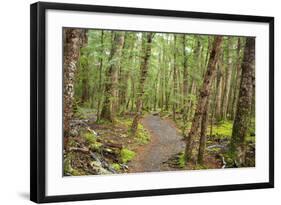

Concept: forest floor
[[64, 109, 254, 176], [128, 115, 185, 173]]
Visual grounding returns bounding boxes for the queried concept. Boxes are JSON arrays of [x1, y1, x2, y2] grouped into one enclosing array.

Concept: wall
[[0, 0, 279, 204]]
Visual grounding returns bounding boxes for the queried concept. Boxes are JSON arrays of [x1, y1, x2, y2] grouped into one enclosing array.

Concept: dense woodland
[[63, 28, 255, 176]]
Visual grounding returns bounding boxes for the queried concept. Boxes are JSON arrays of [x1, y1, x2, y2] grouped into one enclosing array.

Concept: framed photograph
[[30, 1, 274, 203]]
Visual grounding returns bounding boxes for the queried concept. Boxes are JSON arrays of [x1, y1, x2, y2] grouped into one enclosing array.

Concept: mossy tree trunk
[[185, 36, 223, 163], [131, 33, 153, 136], [100, 32, 125, 122], [63, 28, 87, 136], [230, 37, 255, 166]]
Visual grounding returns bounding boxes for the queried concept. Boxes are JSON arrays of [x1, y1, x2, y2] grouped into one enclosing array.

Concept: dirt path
[[128, 115, 185, 173]]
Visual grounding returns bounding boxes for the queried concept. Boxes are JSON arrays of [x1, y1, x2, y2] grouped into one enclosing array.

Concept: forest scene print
[[63, 28, 255, 176]]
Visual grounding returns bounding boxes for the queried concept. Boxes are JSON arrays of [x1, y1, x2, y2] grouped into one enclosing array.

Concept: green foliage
[[120, 148, 136, 163], [135, 124, 150, 144], [178, 152, 186, 168], [116, 117, 133, 127], [82, 131, 102, 151], [64, 153, 86, 176], [111, 163, 121, 171], [66, 28, 255, 172], [67, 137, 78, 147], [209, 120, 233, 139], [74, 106, 93, 119], [83, 132, 96, 144], [194, 164, 207, 170]]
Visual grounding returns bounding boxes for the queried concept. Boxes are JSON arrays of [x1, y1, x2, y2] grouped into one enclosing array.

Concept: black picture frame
[[30, 1, 274, 203]]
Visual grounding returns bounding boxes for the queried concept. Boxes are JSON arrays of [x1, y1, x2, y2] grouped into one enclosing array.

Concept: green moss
[[120, 148, 136, 163], [95, 119, 112, 125], [208, 147, 221, 153], [64, 153, 86, 176], [114, 117, 132, 127], [67, 137, 77, 147], [83, 132, 96, 144], [208, 120, 233, 139], [178, 152, 185, 168], [89, 142, 102, 151], [111, 163, 121, 171], [194, 164, 207, 170], [135, 124, 150, 144], [82, 131, 102, 151], [64, 156, 73, 175]]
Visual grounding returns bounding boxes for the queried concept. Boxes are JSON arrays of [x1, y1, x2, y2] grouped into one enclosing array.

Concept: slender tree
[[221, 38, 233, 119], [182, 35, 188, 122], [185, 36, 223, 162], [197, 95, 211, 164], [172, 35, 178, 121], [96, 31, 104, 121]]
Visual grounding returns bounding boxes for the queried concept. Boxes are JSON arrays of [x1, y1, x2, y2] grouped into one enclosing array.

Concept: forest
[[63, 28, 255, 176]]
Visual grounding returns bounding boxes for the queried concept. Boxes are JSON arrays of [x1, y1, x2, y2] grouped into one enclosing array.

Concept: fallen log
[[68, 147, 89, 153]]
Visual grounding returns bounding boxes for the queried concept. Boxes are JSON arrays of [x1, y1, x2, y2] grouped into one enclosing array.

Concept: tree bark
[[221, 38, 233, 119], [185, 36, 223, 162], [100, 32, 125, 122], [197, 95, 211, 164], [215, 62, 223, 120], [231, 38, 242, 119], [131, 33, 153, 136], [230, 37, 255, 166], [172, 35, 178, 121], [96, 31, 104, 121], [63, 28, 87, 136], [182, 35, 188, 123]]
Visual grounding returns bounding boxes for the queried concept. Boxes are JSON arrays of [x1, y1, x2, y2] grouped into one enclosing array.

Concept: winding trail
[[128, 115, 185, 173]]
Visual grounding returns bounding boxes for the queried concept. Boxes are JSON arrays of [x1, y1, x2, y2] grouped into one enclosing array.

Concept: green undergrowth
[[207, 119, 255, 142], [177, 152, 186, 168], [208, 120, 233, 139], [83, 131, 102, 152], [135, 123, 150, 144], [74, 106, 94, 119], [64, 152, 87, 176], [111, 163, 121, 171], [117, 117, 150, 144], [120, 148, 136, 163], [194, 164, 207, 170]]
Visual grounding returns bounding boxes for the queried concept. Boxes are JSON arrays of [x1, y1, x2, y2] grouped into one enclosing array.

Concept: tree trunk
[[221, 38, 233, 119], [131, 33, 153, 136], [63, 28, 87, 136], [182, 35, 188, 123], [80, 54, 90, 105], [197, 95, 211, 164], [96, 31, 104, 121], [230, 37, 255, 166], [118, 33, 136, 113], [185, 36, 223, 162], [100, 32, 125, 122], [215, 63, 223, 120], [231, 38, 242, 119], [172, 35, 178, 121]]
